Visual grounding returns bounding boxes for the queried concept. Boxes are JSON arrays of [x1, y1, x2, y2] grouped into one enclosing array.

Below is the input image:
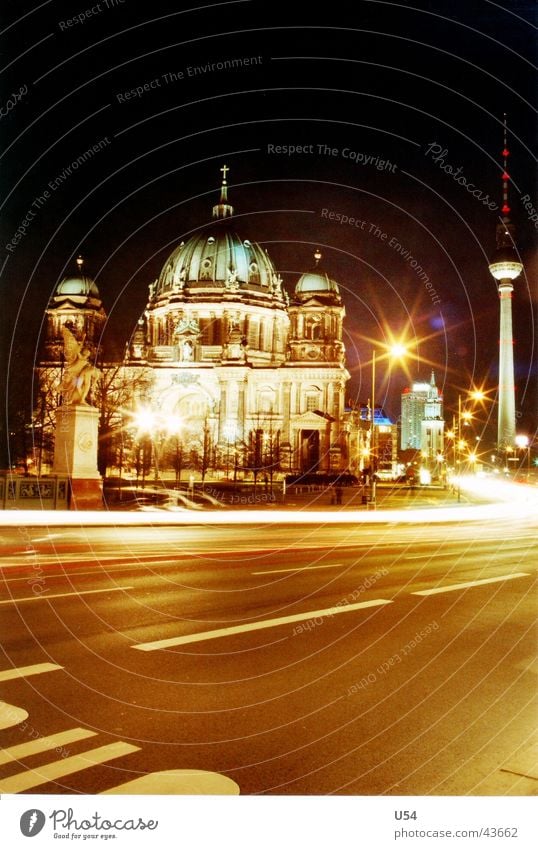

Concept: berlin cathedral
[[37, 170, 382, 481]]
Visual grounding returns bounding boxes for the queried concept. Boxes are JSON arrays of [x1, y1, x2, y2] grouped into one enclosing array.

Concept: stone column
[[239, 378, 249, 441], [218, 380, 228, 442], [327, 382, 334, 417], [282, 381, 292, 442]]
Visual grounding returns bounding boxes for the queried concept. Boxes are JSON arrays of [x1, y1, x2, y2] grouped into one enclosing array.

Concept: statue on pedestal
[[59, 326, 101, 406]]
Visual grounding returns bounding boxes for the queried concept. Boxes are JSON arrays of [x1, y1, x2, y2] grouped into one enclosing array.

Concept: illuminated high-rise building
[[400, 372, 443, 452]]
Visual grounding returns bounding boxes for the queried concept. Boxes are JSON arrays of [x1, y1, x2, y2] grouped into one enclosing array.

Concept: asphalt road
[[0, 515, 536, 796]]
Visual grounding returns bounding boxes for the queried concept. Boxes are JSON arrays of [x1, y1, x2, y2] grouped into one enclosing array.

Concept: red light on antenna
[[502, 148, 510, 157], [502, 204, 511, 214], [502, 171, 510, 180]]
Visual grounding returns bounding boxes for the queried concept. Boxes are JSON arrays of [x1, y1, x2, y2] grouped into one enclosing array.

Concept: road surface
[[0, 514, 536, 795]]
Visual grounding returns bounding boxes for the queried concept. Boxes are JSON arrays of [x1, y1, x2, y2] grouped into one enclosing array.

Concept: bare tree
[[95, 364, 153, 477]]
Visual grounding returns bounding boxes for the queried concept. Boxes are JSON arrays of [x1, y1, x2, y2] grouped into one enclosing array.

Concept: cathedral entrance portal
[[300, 429, 320, 473]]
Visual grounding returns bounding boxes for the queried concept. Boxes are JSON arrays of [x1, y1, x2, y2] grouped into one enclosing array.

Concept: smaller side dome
[[55, 257, 100, 298], [295, 250, 341, 297]]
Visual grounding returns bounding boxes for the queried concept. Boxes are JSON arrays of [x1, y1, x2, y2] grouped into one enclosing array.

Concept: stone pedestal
[[53, 405, 102, 509]]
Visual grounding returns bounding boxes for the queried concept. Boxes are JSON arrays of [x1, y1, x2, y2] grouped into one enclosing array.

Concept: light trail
[[0, 500, 537, 528]]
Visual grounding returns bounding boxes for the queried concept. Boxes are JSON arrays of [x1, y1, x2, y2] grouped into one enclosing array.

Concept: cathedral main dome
[[149, 168, 285, 307], [155, 230, 279, 294], [139, 168, 289, 368]]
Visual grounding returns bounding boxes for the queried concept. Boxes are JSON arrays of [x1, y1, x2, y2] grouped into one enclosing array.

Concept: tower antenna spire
[[489, 113, 523, 451], [501, 112, 511, 218]]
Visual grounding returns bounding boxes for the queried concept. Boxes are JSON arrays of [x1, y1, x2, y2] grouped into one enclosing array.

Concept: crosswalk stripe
[[133, 598, 393, 651], [0, 663, 63, 681], [0, 742, 140, 793], [0, 728, 96, 766], [0, 702, 28, 730], [412, 572, 530, 596]]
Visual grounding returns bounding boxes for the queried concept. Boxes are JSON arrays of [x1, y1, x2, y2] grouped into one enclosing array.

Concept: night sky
[[1, 0, 536, 452]]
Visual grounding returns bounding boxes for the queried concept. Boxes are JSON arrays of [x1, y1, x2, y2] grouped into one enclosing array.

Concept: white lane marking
[[3, 568, 141, 583], [0, 702, 28, 730], [0, 728, 96, 766], [102, 769, 240, 795], [405, 553, 454, 559], [405, 546, 536, 560], [1, 537, 535, 570], [0, 663, 63, 681], [0, 586, 134, 605], [412, 572, 530, 596], [0, 554, 174, 569], [251, 562, 344, 576], [133, 598, 392, 651], [0, 742, 140, 793]]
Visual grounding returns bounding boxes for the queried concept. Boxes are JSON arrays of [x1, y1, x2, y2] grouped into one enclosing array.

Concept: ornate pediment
[[291, 410, 334, 425], [173, 316, 201, 338]]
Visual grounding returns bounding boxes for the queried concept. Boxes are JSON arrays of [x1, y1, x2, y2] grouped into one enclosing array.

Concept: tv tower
[[488, 115, 523, 450]]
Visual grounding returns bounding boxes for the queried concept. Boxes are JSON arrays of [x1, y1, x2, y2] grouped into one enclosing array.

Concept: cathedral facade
[[37, 172, 369, 480]]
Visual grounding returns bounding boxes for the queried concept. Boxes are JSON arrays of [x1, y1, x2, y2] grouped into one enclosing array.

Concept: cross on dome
[[213, 164, 234, 219]]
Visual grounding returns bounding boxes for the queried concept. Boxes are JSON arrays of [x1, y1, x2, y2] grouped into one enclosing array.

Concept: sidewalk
[[268, 484, 477, 512]]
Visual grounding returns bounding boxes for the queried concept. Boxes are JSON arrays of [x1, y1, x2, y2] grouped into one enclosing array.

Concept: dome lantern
[[212, 164, 234, 219]]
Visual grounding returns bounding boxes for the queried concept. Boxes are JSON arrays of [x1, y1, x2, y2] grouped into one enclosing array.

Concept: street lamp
[[448, 387, 491, 495], [515, 434, 530, 480], [131, 407, 156, 487], [132, 409, 184, 485], [446, 428, 456, 479], [132, 408, 156, 433], [369, 342, 408, 505]]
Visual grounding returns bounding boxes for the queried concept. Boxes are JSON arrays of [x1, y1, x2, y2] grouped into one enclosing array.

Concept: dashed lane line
[[0, 586, 134, 605], [405, 553, 460, 559], [0, 663, 63, 681], [0, 728, 97, 766], [0, 742, 140, 793], [132, 598, 393, 651], [412, 572, 530, 596], [3, 568, 141, 583], [251, 562, 344, 575]]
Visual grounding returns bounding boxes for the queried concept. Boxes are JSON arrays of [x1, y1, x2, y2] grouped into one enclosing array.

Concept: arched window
[[305, 316, 322, 340]]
